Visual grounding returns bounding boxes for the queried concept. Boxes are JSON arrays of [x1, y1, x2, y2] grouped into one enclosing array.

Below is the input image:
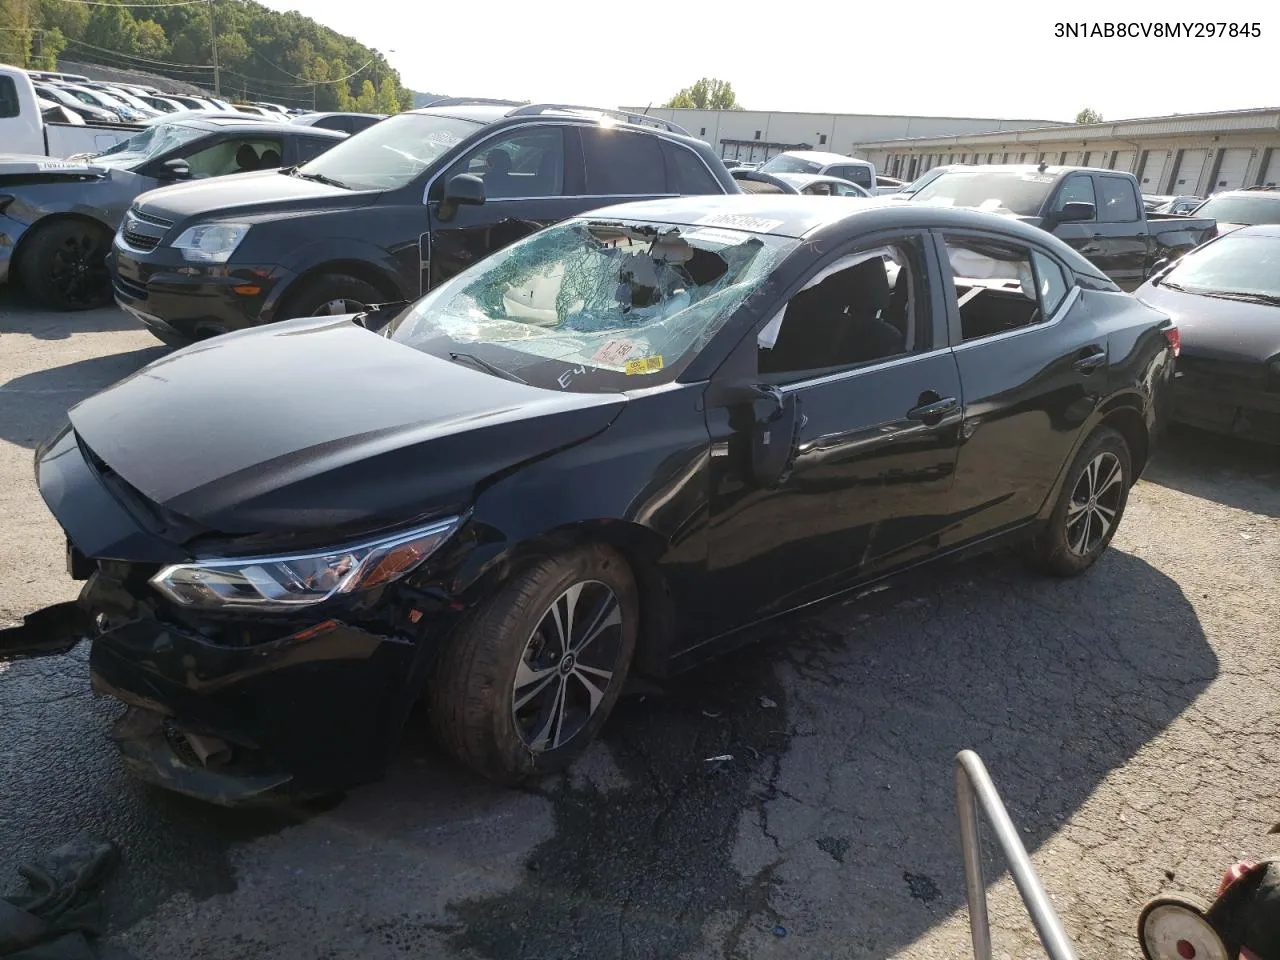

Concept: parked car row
[[5, 94, 1274, 810], [1, 63, 384, 159]]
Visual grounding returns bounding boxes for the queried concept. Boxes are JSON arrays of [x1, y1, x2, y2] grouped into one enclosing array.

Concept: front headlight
[[149, 516, 462, 611], [170, 222, 251, 263]]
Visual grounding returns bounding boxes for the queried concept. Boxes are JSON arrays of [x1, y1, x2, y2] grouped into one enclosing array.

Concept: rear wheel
[[1025, 426, 1131, 577], [17, 219, 113, 311], [429, 544, 639, 785], [277, 273, 384, 321]]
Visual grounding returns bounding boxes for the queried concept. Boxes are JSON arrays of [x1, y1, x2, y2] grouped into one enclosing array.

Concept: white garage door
[[1261, 149, 1280, 186], [1169, 149, 1209, 193], [1210, 149, 1252, 191], [1111, 150, 1136, 173], [1138, 151, 1170, 192]]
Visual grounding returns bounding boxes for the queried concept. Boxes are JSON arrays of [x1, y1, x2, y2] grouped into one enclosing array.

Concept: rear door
[[933, 230, 1108, 545], [1089, 174, 1148, 289]]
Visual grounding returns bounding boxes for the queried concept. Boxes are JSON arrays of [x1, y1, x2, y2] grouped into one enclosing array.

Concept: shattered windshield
[[759, 155, 822, 174], [90, 122, 207, 169], [389, 219, 797, 391], [911, 170, 1055, 216], [294, 112, 482, 191]]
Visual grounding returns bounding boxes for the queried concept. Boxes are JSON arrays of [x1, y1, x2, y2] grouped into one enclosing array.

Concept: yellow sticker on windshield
[[625, 355, 664, 375]]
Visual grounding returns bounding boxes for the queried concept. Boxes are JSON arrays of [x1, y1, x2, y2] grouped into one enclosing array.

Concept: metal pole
[[208, 0, 220, 97], [955, 751, 1079, 960], [956, 760, 993, 960]]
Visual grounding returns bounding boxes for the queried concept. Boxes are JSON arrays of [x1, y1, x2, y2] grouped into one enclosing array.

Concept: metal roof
[[856, 106, 1280, 150]]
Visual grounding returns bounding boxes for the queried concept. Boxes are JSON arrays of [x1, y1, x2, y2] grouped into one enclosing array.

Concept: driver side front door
[[425, 125, 583, 289], [697, 232, 964, 640]]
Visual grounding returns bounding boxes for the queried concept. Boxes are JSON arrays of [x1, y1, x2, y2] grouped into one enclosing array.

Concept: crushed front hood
[[59, 316, 626, 539]]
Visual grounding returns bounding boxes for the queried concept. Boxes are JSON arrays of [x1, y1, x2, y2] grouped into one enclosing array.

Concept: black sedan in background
[[29, 197, 1177, 804], [1136, 224, 1280, 443]]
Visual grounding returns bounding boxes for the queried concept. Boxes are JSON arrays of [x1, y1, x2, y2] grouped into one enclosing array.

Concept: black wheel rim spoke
[[512, 579, 623, 753], [1066, 452, 1123, 557]]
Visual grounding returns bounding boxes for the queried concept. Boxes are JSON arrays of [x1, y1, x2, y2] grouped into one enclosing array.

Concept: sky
[[257, 0, 1278, 123]]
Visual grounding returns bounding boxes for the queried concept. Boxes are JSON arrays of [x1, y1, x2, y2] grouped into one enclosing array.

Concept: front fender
[[443, 385, 713, 665], [262, 235, 413, 321]]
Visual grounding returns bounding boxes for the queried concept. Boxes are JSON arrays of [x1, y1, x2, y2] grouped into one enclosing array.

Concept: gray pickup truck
[[908, 163, 1218, 290]]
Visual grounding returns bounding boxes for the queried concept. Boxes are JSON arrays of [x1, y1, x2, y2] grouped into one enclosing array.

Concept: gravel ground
[[2, 293, 1277, 960]]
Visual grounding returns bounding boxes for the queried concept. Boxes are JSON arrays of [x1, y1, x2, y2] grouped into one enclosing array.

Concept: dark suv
[[107, 100, 741, 344]]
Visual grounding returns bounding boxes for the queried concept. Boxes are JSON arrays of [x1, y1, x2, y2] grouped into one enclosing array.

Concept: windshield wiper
[[1201, 290, 1280, 306], [447, 351, 528, 384], [291, 169, 350, 189]]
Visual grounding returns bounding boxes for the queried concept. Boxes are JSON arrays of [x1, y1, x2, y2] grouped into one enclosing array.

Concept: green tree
[[133, 19, 168, 59], [30, 24, 65, 69], [37, 0, 87, 42], [663, 77, 742, 110], [376, 76, 399, 115], [1075, 107, 1103, 124], [354, 77, 376, 112], [329, 57, 352, 110], [85, 1, 138, 58], [0, 0, 35, 65]]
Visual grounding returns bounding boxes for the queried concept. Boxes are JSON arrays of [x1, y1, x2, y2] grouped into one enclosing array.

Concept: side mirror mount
[[709, 381, 807, 487], [437, 173, 485, 222], [160, 157, 191, 180]]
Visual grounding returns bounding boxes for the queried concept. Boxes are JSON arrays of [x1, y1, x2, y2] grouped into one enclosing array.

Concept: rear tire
[[1025, 426, 1131, 577], [428, 544, 639, 785], [17, 219, 113, 311], [277, 273, 384, 321]]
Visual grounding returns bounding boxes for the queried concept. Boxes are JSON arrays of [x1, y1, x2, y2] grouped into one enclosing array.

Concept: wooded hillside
[[1, 0, 412, 112]]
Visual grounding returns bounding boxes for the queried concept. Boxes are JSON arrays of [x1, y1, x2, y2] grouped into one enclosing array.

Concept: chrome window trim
[[772, 346, 953, 395], [421, 118, 729, 205]]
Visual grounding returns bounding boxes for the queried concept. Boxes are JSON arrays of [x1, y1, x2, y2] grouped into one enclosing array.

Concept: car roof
[[162, 116, 346, 137], [1213, 223, 1280, 238], [935, 163, 1126, 178], [1208, 189, 1280, 199], [576, 194, 1108, 247], [771, 150, 868, 165], [405, 103, 709, 148], [774, 172, 861, 187], [294, 111, 385, 120]]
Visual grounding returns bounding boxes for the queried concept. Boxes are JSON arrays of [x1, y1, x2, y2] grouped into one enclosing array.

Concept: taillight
[[1164, 326, 1181, 357]]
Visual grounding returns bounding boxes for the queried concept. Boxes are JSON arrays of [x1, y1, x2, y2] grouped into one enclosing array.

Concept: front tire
[[1026, 426, 1132, 577], [277, 273, 384, 321], [17, 219, 113, 311], [429, 544, 639, 785]]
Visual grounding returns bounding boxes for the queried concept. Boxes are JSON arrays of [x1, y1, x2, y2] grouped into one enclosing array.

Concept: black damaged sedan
[[30, 196, 1179, 804]]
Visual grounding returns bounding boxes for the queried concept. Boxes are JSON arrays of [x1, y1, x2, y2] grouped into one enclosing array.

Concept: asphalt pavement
[[2, 292, 1278, 960]]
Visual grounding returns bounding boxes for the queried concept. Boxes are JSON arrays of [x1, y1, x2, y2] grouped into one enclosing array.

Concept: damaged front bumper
[[78, 571, 429, 805]]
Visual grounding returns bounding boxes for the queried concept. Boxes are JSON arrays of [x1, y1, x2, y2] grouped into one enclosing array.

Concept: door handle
[[1073, 348, 1107, 373], [907, 395, 958, 422]]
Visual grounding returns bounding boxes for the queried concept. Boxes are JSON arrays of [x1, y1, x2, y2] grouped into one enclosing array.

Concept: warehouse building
[[853, 106, 1280, 195], [619, 106, 1063, 165]]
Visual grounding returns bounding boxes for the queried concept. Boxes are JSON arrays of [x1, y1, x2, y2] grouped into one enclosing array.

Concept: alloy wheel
[[1065, 451, 1124, 556], [50, 231, 108, 308], [512, 580, 625, 753]]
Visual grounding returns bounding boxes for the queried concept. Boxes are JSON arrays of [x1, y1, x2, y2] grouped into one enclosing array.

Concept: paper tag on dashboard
[[592, 340, 638, 366]]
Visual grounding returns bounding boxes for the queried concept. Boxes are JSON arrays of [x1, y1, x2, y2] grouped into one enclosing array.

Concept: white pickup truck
[[1, 63, 137, 158]]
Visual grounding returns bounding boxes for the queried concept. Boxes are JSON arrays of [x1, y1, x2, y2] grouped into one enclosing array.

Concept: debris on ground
[[0, 837, 136, 959], [704, 754, 733, 774], [759, 696, 777, 709]]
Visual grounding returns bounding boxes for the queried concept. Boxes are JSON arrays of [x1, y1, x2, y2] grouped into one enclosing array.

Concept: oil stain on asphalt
[[444, 625, 802, 960]]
